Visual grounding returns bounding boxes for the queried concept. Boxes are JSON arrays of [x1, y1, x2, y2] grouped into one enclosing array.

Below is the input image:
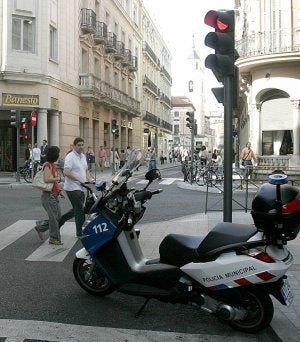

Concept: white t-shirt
[[32, 147, 41, 161], [63, 150, 87, 191]]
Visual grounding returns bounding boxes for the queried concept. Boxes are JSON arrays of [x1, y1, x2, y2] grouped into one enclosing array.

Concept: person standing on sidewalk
[[63, 137, 94, 238], [97, 145, 107, 172], [40, 140, 48, 164], [240, 142, 256, 179]]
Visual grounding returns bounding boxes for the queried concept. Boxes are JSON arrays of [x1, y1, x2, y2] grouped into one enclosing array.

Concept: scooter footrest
[[119, 283, 169, 297]]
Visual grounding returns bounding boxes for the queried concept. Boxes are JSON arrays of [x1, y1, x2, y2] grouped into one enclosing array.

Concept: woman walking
[[35, 146, 63, 245]]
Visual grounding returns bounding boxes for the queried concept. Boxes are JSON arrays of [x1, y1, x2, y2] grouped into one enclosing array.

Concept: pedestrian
[[85, 146, 95, 171], [240, 142, 256, 179], [34, 146, 63, 245], [148, 147, 157, 170], [32, 143, 41, 163], [160, 151, 165, 165], [119, 149, 126, 168], [181, 156, 189, 182], [63, 137, 94, 238], [212, 150, 223, 177], [25, 143, 32, 162], [125, 146, 131, 162], [40, 139, 48, 164], [110, 148, 120, 172], [199, 146, 208, 166], [97, 145, 107, 172]]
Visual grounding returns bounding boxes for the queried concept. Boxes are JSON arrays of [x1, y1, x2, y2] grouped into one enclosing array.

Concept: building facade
[[0, 0, 172, 172], [235, 0, 300, 167], [140, 6, 172, 156]]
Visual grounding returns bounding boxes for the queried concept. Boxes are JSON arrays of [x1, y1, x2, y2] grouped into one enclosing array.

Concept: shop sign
[[2, 93, 39, 107]]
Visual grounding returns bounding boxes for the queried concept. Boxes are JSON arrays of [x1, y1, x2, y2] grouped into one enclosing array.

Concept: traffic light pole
[[16, 110, 21, 183], [112, 133, 115, 175], [190, 128, 195, 185], [223, 76, 233, 222]]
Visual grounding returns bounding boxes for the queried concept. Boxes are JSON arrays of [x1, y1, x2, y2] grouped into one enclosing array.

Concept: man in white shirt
[[32, 143, 41, 163], [64, 137, 94, 237]]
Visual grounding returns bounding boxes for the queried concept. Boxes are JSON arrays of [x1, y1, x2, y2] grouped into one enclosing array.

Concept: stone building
[[235, 0, 300, 167], [0, 0, 172, 172]]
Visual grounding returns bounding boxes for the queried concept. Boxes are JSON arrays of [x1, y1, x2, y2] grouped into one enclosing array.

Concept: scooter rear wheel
[[73, 257, 115, 296], [229, 288, 274, 333]]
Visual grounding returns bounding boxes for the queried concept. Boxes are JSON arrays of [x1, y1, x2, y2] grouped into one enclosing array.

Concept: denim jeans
[[65, 190, 85, 236]]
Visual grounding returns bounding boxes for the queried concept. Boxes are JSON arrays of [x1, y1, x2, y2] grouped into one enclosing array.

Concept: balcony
[[144, 111, 160, 126], [114, 41, 125, 61], [143, 75, 159, 97], [80, 8, 96, 33], [94, 21, 107, 44], [161, 119, 172, 132], [128, 55, 138, 72], [79, 74, 140, 116], [160, 92, 171, 108], [121, 49, 131, 67], [143, 41, 158, 65], [160, 66, 172, 85], [105, 32, 117, 53], [236, 28, 300, 70]]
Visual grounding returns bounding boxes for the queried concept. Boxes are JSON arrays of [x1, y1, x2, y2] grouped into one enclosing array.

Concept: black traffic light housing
[[186, 112, 195, 130], [204, 10, 236, 82], [10, 110, 20, 128], [111, 119, 119, 138]]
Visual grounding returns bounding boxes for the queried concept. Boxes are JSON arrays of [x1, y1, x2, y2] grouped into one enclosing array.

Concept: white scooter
[[73, 151, 300, 333]]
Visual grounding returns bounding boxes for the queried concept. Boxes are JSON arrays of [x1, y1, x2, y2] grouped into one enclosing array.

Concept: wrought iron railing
[[160, 66, 172, 84], [143, 75, 159, 96], [236, 28, 300, 59], [94, 21, 107, 42], [143, 41, 158, 64], [80, 8, 96, 32], [79, 74, 140, 114], [144, 111, 160, 125]]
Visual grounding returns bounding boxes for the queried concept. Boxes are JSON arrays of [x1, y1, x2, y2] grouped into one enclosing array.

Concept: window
[[174, 125, 179, 134], [81, 48, 88, 73], [12, 16, 35, 52], [49, 26, 58, 61], [174, 111, 179, 117]]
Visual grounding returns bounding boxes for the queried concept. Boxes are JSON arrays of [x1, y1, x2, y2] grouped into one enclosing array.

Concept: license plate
[[280, 279, 294, 306]]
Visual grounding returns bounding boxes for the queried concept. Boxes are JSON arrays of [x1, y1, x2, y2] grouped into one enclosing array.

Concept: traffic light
[[186, 112, 195, 130], [10, 110, 20, 128], [20, 117, 27, 130], [204, 10, 236, 82], [111, 119, 117, 133]]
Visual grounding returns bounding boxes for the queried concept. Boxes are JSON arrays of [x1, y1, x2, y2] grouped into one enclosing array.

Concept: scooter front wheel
[[229, 288, 274, 333], [73, 257, 115, 296]]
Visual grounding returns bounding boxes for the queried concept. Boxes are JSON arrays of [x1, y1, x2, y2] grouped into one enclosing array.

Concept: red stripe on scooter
[[234, 278, 252, 286], [256, 271, 275, 281]]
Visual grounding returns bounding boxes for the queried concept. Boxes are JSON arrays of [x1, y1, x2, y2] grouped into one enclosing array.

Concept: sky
[[143, 0, 234, 95]]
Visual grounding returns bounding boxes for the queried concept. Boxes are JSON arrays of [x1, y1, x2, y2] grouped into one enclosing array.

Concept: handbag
[[32, 169, 53, 192], [241, 159, 245, 166]]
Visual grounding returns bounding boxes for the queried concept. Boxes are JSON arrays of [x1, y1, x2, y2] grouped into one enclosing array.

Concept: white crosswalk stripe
[[26, 222, 77, 262], [0, 220, 34, 252], [0, 220, 78, 262], [136, 177, 182, 185]]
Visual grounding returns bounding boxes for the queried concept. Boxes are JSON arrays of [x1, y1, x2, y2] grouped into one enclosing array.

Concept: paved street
[[0, 165, 299, 341]]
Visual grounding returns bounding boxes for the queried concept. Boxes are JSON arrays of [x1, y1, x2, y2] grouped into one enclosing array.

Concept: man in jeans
[[64, 137, 94, 237]]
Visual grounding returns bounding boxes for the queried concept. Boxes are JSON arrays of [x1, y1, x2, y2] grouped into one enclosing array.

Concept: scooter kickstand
[[135, 298, 150, 318]]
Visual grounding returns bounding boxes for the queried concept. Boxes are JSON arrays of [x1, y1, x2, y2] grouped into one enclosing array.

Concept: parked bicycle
[[185, 161, 219, 186]]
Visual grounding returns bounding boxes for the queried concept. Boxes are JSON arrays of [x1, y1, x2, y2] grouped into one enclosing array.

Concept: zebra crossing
[[0, 220, 79, 262], [134, 177, 183, 185]]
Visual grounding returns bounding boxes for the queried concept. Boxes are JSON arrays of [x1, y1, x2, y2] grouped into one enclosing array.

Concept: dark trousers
[[66, 190, 85, 236]]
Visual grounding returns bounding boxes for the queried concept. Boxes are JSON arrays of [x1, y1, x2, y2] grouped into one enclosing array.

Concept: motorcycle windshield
[[110, 148, 146, 185]]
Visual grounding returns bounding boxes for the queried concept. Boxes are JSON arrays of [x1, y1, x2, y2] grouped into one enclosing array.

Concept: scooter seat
[[159, 222, 257, 267], [159, 234, 204, 267]]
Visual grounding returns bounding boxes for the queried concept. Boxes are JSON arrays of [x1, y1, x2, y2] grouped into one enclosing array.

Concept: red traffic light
[[204, 10, 234, 32], [20, 122, 26, 130]]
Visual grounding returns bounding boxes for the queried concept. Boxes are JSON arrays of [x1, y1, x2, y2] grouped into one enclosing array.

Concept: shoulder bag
[[32, 164, 53, 192]]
